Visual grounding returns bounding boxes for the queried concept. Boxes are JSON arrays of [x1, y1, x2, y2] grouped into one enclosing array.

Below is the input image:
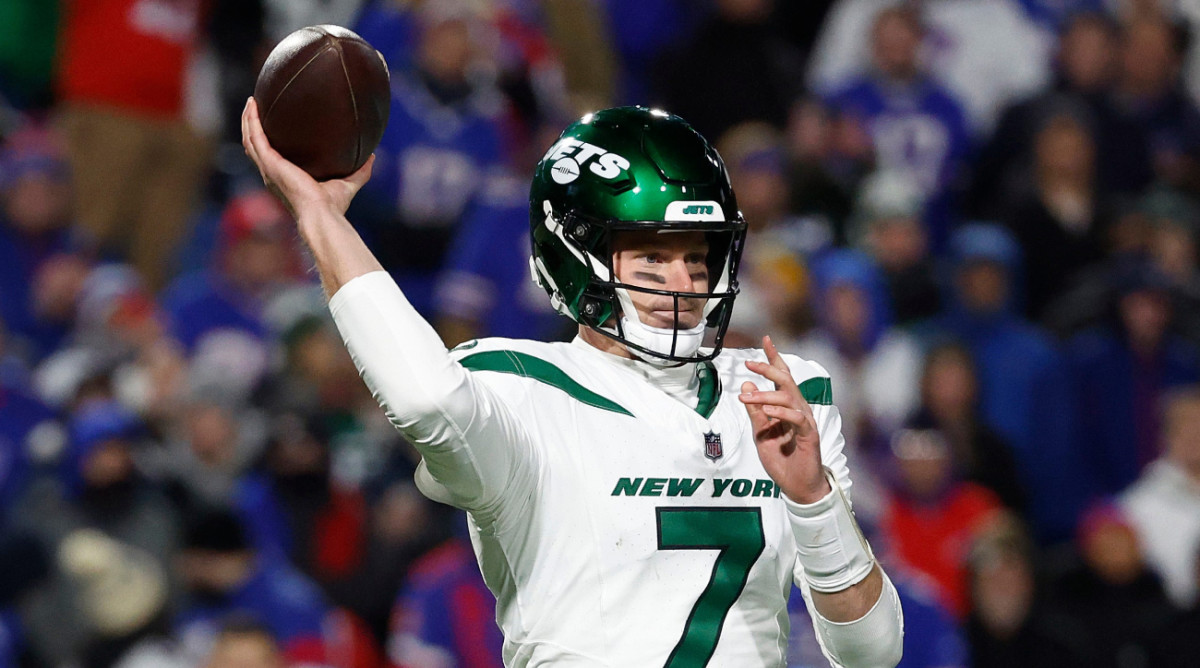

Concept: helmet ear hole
[[579, 297, 602, 323]]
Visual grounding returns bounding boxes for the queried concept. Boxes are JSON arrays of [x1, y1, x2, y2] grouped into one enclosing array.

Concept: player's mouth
[[647, 308, 703, 329]]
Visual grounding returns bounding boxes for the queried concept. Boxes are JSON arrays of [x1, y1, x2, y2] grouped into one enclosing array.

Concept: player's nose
[[662, 258, 695, 292]]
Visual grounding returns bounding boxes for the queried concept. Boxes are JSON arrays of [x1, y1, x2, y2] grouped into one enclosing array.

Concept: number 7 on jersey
[[656, 507, 766, 667]]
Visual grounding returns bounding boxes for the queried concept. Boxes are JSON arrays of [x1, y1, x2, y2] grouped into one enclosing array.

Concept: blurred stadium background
[[1, 0, 1199, 666]]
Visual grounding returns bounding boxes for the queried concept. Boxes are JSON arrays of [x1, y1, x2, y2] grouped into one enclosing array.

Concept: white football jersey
[[412, 336, 855, 667]]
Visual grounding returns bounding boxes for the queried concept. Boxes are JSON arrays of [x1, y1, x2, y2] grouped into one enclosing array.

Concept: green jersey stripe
[[695, 362, 721, 419], [459, 350, 634, 417], [799, 377, 833, 405]]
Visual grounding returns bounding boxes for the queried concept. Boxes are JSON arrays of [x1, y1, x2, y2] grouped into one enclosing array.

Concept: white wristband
[[785, 467, 876, 593]]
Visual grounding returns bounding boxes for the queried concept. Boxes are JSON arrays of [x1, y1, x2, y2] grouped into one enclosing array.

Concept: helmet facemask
[[535, 203, 747, 365]]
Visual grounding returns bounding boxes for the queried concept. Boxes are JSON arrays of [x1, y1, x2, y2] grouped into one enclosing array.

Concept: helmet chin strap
[[614, 288, 706, 365]]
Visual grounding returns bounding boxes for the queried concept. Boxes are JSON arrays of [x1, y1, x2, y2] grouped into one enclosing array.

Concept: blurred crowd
[[1, 0, 1200, 666]]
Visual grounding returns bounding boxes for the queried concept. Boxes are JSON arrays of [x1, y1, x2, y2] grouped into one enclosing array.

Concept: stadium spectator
[[909, 343, 1027, 514], [879, 426, 1004, 618], [1067, 261, 1200, 495], [433, 122, 569, 346], [783, 99, 856, 236], [152, 394, 263, 516], [794, 250, 922, 481], [10, 401, 179, 666], [1135, 189, 1200, 346], [344, 480, 456, 643], [202, 617, 284, 668], [433, 168, 568, 346], [33, 263, 188, 420], [55, 0, 212, 289], [720, 122, 831, 253], [809, 0, 1051, 134], [349, 1, 506, 317], [1044, 502, 1177, 668], [971, 12, 1153, 216], [937, 223, 1087, 543], [721, 122, 825, 348], [822, 5, 972, 247], [652, 0, 801, 141], [1112, 16, 1200, 191], [598, 0, 696, 106], [387, 530, 503, 668], [162, 189, 302, 359], [848, 170, 940, 326], [357, 0, 563, 146], [174, 510, 333, 665], [234, 414, 368, 588], [0, 123, 79, 360], [998, 111, 1110, 322], [965, 519, 1090, 668], [58, 402, 178, 559], [1120, 387, 1200, 608]]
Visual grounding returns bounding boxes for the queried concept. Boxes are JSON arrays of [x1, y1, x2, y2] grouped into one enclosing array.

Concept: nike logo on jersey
[[544, 137, 631, 184], [611, 477, 784, 499]]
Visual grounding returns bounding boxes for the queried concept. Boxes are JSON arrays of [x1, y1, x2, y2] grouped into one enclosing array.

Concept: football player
[[242, 100, 903, 667]]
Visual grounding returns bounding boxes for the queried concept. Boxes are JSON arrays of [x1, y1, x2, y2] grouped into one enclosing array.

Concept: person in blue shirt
[[175, 509, 333, 666], [433, 169, 570, 347], [349, 3, 506, 317], [161, 189, 302, 356], [387, 530, 504, 668], [0, 124, 79, 360], [935, 223, 1088, 544], [1066, 260, 1200, 496], [823, 5, 971, 249], [1013, 0, 1104, 31]]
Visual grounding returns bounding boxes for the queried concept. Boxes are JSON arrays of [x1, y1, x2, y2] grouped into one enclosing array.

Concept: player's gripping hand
[[738, 336, 833, 505], [241, 97, 374, 220]]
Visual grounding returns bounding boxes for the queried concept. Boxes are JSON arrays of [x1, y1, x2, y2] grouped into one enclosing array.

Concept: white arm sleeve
[[798, 569, 905, 668], [328, 271, 538, 514]]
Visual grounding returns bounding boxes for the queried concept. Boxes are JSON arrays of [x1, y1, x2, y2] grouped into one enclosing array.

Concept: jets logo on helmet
[[544, 136, 632, 182], [529, 106, 747, 364]]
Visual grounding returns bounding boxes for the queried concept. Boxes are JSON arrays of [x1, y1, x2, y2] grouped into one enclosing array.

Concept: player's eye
[[642, 253, 663, 264]]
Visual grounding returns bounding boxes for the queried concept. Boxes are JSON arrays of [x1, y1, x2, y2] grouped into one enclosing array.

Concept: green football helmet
[[529, 106, 747, 363]]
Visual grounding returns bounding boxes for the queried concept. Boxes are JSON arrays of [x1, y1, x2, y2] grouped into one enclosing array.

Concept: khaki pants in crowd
[[59, 104, 211, 290]]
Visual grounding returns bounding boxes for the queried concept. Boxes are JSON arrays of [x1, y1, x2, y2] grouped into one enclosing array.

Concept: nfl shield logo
[[703, 431, 723, 461]]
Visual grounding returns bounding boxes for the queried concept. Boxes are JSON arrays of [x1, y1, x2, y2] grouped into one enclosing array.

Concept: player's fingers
[[763, 336, 789, 373], [245, 98, 283, 169], [344, 153, 375, 189], [243, 99, 270, 177], [745, 359, 800, 395], [241, 99, 259, 164], [761, 404, 815, 436], [741, 381, 770, 426], [737, 389, 793, 406]]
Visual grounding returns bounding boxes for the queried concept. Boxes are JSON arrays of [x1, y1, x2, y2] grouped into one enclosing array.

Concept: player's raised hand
[[738, 336, 832, 504], [241, 97, 374, 219]]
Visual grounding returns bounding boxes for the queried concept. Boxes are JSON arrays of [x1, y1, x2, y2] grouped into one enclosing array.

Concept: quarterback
[[242, 101, 903, 667]]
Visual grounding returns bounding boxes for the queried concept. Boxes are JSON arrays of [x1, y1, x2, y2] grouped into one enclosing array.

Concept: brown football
[[253, 25, 390, 181]]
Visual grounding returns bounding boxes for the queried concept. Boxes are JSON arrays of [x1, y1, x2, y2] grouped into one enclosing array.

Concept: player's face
[[612, 230, 710, 330]]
